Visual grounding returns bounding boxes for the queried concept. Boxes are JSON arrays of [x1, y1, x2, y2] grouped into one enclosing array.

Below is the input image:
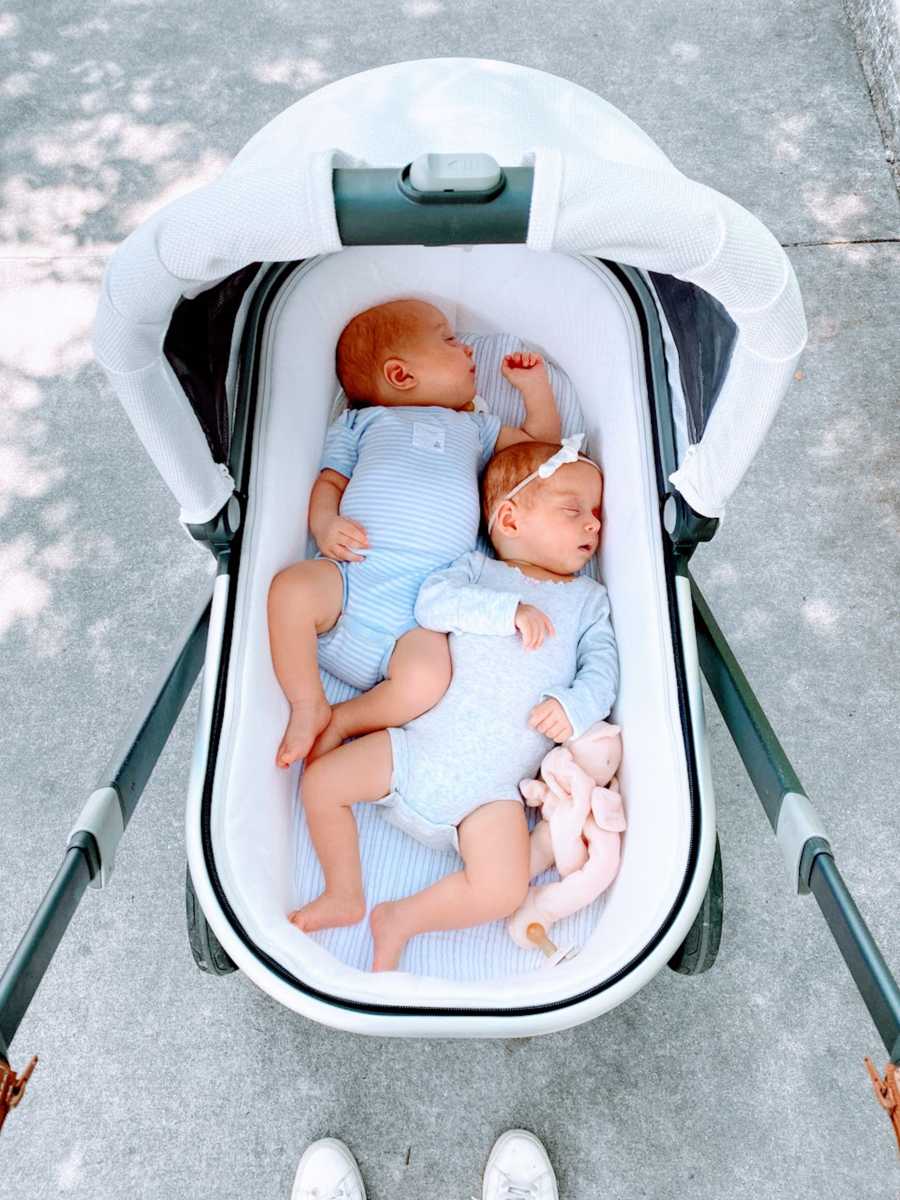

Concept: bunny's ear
[[591, 787, 627, 832]]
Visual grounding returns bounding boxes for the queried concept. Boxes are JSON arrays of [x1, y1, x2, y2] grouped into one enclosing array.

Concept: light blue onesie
[[374, 551, 619, 853], [316, 404, 501, 691]]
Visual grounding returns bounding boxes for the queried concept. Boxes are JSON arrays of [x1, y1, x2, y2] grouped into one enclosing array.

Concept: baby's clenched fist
[[528, 698, 573, 743], [501, 350, 550, 393], [315, 515, 369, 562], [514, 602, 555, 650]]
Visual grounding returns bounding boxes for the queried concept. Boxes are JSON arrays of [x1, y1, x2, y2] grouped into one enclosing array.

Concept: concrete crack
[[781, 237, 900, 247]]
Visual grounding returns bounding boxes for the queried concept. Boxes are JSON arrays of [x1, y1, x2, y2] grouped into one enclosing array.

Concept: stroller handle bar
[[333, 156, 533, 245], [690, 574, 900, 1066], [0, 590, 212, 1103]]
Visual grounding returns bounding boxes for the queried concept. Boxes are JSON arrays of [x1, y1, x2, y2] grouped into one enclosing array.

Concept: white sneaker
[[482, 1129, 559, 1200], [291, 1138, 366, 1200]]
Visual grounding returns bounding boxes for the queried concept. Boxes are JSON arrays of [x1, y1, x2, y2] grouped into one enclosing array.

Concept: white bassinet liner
[[209, 245, 693, 1009]]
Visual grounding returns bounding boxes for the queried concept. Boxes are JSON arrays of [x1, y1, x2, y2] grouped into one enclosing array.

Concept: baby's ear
[[495, 500, 520, 537], [382, 357, 416, 390]]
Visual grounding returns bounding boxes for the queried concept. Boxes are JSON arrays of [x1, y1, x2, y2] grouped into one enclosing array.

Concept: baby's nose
[[585, 515, 601, 532], [463, 344, 473, 357]]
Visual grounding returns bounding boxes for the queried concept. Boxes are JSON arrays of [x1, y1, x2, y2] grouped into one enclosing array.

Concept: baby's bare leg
[[267, 559, 343, 768], [307, 626, 452, 761], [528, 820, 555, 879], [369, 800, 530, 971], [289, 730, 394, 933]]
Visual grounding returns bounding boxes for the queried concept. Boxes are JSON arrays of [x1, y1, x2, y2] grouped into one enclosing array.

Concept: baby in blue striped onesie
[[289, 436, 618, 965], [268, 299, 560, 772]]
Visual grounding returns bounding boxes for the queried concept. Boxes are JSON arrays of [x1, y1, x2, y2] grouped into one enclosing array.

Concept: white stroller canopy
[[92, 57, 807, 523]]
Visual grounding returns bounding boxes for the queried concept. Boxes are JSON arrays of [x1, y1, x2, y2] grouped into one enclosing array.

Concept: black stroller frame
[[1, 167, 898, 1146]]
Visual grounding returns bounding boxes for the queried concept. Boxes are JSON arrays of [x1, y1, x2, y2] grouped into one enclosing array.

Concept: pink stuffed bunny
[[509, 721, 626, 953]]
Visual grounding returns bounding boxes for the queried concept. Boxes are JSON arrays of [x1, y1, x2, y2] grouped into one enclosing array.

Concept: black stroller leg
[[0, 591, 212, 1129]]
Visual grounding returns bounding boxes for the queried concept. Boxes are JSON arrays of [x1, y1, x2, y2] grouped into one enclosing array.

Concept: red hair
[[481, 441, 564, 524], [335, 301, 426, 407]]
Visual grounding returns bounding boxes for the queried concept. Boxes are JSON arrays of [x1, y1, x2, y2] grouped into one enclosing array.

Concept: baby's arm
[[495, 351, 561, 451], [311, 411, 369, 561], [309, 469, 368, 562], [415, 553, 520, 636], [531, 586, 619, 741], [415, 552, 554, 648]]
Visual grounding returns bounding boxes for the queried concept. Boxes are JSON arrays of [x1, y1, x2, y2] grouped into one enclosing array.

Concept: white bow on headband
[[536, 433, 586, 477], [486, 432, 601, 534]]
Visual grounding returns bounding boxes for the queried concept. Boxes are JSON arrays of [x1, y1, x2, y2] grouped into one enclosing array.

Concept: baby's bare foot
[[306, 708, 348, 763], [276, 697, 331, 769], [370, 901, 410, 971], [289, 890, 365, 933]]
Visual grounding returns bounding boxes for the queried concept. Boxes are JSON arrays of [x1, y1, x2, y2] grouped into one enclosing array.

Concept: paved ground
[[1, 3, 898, 1198]]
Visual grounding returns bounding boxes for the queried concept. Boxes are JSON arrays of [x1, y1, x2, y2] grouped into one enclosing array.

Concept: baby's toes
[[276, 738, 293, 768]]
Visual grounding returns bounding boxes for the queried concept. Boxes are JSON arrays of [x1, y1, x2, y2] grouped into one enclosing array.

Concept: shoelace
[[499, 1184, 537, 1200], [306, 1182, 357, 1200], [470, 1177, 538, 1200]]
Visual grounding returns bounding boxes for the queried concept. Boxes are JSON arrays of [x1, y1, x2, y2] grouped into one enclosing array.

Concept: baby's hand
[[528, 698, 573, 743], [514, 602, 555, 650], [501, 350, 550, 393], [316, 514, 369, 562]]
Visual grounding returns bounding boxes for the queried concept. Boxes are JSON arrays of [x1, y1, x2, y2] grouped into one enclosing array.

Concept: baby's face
[[380, 302, 476, 409], [512, 461, 603, 575]]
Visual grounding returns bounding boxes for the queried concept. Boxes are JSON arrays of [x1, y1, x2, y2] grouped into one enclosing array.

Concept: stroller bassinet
[[3, 58, 898, 1138], [186, 244, 712, 1031]]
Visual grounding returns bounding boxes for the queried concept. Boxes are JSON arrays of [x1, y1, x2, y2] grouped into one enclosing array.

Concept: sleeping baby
[[267, 298, 561, 768], [289, 435, 619, 972]]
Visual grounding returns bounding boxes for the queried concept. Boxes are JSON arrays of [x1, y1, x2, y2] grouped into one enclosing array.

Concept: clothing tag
[[473, 393, 489, 414], [413, 422, 445, 452]]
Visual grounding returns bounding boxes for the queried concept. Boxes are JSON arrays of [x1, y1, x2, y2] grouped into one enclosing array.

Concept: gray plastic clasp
[[408, 153, 502, 193], [663, 493, 719, 560], [775, 791, 832, 894], [68, 786, 125, 889]]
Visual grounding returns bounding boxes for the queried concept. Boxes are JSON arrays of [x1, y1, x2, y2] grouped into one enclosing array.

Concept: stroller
[[2, 58, 898, 1145]]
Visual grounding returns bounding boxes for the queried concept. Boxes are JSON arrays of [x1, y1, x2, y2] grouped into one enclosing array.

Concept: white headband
[[486, 433, 602, 534]]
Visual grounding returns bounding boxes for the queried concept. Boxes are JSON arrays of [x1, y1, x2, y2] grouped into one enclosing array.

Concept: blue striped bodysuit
[[315, 403, 502, 691]]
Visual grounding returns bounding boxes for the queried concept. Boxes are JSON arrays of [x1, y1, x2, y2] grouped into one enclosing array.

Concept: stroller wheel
[[185, 864, 238, 976], [667, 834, 723, 976]]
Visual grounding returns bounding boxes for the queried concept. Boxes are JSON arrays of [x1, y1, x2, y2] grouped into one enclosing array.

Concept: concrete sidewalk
[[1, 4, 898, 1198]]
